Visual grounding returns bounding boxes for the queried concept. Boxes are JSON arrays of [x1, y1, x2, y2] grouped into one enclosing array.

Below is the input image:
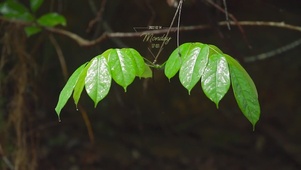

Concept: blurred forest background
[[1, 0, 301, 169]]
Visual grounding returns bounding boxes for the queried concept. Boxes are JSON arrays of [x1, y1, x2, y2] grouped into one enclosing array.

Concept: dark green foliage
[[0, 0, 66, 36]]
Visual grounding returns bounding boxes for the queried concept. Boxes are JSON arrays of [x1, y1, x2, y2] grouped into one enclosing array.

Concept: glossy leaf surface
[[55, 63, 87, 117], [201, 53, 230, 108], [105, 49, 136, 91], [226, 55, 260, 129], [85, 56, 111, 107], [73, 62, 91, 107], [179, 43, 209, 93], [164, 45, 182, 80], [124, 48, 145, 77], [37, 12, 66, 27], [55, 45, 260, 128]]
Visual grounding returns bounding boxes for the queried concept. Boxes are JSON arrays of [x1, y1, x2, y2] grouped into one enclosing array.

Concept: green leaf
[[73, 62, 91, 108], [141, 64, 152, 78], [55, 63, 87, 118], [85, 56, 111, 107], [105, 49, 136, 91], [0, 0, 34, 21], [208, 44, 223, 55], [24, 25, 41, 37], [179, 43, 209, 94], [122, 48, 145, 77], [37, 12, 66, 27], [30, 0, 43, 12], [201, 53, 230, 108], [164, 45, 182, 80], [225, 55, 260, 129]]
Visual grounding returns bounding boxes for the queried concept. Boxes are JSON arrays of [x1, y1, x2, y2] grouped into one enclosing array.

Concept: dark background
[[1, 0, 301, 169]]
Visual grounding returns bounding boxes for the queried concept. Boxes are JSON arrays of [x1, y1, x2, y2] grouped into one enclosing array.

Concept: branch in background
[[1, 16, 301, 61], [45, 21, 301, 47], [86, 0, 107, 33], [205, 0, 251, 47], [244, 38, 301, 62]]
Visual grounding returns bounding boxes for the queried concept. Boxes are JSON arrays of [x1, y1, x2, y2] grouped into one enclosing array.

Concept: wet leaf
[[105, 49, 136, 91], [73, 62, 91, 108], [55, 63, 87, 118], [122, 48, 145, 77], [201, 53, 230, 108], [85, 56, 111, 107], [179, 43, 209, 94], [164, 45, 182, 80]]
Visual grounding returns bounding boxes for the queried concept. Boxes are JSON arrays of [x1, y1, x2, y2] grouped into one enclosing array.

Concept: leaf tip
[[188, 90, 191, 95], [215, 103, 219, 109], [252, 124, 256, 131], [93, 101, 99, 108], [55, 107, 60, 116], [55, 108, 62, 122]]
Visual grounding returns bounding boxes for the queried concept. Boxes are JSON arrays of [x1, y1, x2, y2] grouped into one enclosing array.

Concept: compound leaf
[[85, 56, 111, 107], [179, 43, 209, 94], [55, 63, 87, 118], [201, 53, 230, 108], [37, 12, 66, 27], [225, 55, 260, 129]]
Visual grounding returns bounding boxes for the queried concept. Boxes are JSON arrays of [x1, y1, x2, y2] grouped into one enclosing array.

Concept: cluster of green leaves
[[165, 43, 260, 128], [55, 48, 151, 115], [55, 43, 260, 129], [0, 0, 66, 36]]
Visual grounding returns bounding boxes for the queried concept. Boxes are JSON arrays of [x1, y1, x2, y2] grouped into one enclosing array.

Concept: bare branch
[[244, 38, 301, 62], [46, 21, 301, 47], [1, 17, 301, 47]]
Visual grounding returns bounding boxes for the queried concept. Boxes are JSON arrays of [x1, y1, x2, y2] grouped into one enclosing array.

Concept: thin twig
[[86, 0, 107, 33], [46, 21, 301, 47], [222, 0, 230, 30], [206, 0, 250, 47], [49, 34, 69, 80], [1, 17, 301, 47], [153, 0, 183, 64], [177, 0, 183, 49], [78, 105, 95, 144]]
